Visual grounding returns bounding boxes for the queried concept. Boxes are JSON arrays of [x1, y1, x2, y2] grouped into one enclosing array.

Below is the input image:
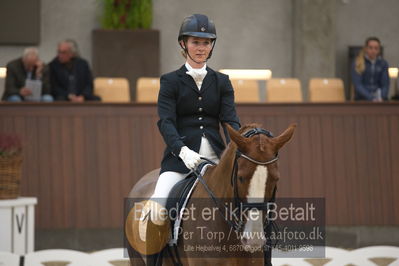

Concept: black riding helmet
[[178, 14, 217, 62]]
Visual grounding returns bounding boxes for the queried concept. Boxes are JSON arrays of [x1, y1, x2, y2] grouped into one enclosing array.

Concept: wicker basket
[[0, 155, 22, 199]]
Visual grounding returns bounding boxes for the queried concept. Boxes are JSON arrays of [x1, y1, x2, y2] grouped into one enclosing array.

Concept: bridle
[[232, 128, 278, 212], [187, 127, 279, 266], [195, 127, 279, 233]]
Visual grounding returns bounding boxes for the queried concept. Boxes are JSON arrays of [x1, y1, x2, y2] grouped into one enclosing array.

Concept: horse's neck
[[203, 143, 237, 199]]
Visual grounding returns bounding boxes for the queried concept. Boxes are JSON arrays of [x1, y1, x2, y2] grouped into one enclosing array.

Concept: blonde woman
[[352, 37, 389, 101], [139, 14, 240, 240]]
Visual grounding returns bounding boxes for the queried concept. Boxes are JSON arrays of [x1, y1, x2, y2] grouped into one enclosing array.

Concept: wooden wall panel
[[0, 102, 398, 228]]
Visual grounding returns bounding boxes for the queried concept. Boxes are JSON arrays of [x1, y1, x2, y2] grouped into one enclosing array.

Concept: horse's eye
[[238, 176, 244, 183]]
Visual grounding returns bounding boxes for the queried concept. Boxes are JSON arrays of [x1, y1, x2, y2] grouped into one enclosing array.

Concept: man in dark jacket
[[49, 39, 100, 102], [3, 47, 52, 102]]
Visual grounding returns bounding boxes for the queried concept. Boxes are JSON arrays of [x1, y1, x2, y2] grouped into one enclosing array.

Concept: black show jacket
[[157, 65, 240, 174]]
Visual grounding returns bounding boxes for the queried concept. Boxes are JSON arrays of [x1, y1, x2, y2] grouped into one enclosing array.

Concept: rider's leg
[[139, 139, 218, 241], [151, 171, 189, 207], [139, 171, 188, 241]]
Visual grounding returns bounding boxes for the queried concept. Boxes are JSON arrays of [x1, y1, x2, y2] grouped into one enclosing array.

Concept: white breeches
[[150, 137, 219, 206]]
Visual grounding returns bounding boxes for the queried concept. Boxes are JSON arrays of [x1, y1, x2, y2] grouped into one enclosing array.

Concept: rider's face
[[183, 37, 213, 67]]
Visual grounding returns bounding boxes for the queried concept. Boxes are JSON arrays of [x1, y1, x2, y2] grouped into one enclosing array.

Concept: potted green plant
[[0, 134, 22, 199], [92, 0, 160, 101], [100, 0, 152, 30]]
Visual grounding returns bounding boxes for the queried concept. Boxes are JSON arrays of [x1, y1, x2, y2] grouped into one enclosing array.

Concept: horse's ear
[[224, 123, 249, 150], [272, 123, 297, 151]]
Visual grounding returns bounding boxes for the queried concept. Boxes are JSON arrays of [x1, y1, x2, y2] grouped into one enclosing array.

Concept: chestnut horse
[[126, 123, 296, 266]]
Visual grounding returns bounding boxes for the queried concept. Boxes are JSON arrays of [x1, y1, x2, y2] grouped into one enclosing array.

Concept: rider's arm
[[219, 73, 240, 130], [157, 74, 185, 156]]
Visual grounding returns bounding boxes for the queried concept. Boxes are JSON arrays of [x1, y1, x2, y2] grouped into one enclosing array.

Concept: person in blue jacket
[[139, 14, 240, 242], [352, 37, 389, 101]]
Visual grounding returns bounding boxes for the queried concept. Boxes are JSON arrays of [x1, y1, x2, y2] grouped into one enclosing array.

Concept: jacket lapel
[[177, 65, 200, 94], [200, 67, 215, 95]]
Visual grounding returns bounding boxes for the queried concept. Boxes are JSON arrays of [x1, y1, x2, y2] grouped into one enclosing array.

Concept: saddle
[[165, 161, 213, 245]]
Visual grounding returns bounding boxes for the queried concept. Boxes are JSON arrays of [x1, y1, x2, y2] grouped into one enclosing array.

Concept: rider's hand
[[179, 146, 201, 170]]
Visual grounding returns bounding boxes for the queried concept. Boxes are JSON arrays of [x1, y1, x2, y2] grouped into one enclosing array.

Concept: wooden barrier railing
[[0, 102, 398, 228]]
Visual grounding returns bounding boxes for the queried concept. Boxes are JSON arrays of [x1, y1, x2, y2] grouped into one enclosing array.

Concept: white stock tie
[[186, 68, 207, 90]]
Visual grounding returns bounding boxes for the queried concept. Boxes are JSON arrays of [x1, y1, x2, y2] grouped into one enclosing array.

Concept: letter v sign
[[16, 213, 25, 233]]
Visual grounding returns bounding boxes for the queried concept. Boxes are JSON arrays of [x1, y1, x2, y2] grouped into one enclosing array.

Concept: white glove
[[179, 146, 202, 170]]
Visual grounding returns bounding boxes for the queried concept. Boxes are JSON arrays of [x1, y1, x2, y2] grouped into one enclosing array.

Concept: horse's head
[[225, 123, 296, 250]]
